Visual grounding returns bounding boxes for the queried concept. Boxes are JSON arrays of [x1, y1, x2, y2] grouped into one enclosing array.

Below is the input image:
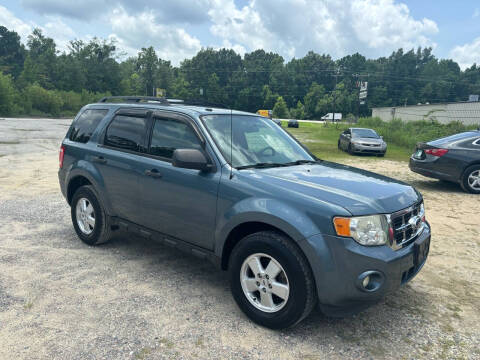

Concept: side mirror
[[172, 149, 210, 171]]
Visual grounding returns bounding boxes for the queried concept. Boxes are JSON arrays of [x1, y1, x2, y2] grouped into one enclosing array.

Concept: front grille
[[360, 143, 381, 147], [390, 202, 424, 249]]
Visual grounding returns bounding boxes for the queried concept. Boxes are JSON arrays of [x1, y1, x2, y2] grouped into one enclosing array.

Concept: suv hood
[[250, 161, 420, 215]]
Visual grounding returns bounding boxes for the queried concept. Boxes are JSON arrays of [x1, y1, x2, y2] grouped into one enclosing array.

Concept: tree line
[[0, 25, 479, 118]]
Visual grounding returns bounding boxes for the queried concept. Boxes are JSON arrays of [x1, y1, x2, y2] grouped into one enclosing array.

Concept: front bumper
[[300, 222, 430, 316], [351, 143, 386, 154]]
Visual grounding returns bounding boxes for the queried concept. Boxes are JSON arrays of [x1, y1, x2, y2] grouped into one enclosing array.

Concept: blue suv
[[59, 96, 430, 329]]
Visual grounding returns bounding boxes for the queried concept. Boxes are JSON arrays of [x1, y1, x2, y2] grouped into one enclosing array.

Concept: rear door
[[136, 112, 220, 250], [94, 109, 150, 224]]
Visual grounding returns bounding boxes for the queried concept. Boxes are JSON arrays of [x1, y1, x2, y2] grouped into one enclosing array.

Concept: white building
[[372, 101, 480, 126]]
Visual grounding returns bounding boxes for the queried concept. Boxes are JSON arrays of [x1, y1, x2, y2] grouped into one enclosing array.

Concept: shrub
[[23, 84, 63, 116], [0, 72, 17, 116]]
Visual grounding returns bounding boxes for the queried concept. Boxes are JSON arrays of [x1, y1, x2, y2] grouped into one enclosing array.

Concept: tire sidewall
[[71, 186, 106, 245], [462, 165, 480, 194], [229, 233, 309, 329]]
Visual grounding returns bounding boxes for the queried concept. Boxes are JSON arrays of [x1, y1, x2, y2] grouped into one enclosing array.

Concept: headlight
[[333, 215, 389, 246]]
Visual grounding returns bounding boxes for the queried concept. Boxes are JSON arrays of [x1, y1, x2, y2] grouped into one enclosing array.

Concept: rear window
[[69, 109, 108, 143], [428, 131, 478, 146], [104, 115, 148, 152]]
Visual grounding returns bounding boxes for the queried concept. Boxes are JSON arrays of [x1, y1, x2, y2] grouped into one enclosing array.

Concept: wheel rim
[[75, 198, 95, 235], [467, 170, 480, 190], [240, 253, 290, 313]]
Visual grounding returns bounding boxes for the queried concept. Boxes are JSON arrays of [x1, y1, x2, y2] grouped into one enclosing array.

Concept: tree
[[137, 46, 158, 96], [0, 26, 25, 78], [273, 96, 290, 118], [304, 82, 325, 119], [291, 100, 305, 119]]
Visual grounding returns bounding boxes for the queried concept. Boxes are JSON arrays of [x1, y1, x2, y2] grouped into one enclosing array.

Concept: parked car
[[59, 96, 430, 329], [287, 119, 299, 128], [272, 118, 282, 126], [409, 130, 480, 193], [338, 128, 387, 156]]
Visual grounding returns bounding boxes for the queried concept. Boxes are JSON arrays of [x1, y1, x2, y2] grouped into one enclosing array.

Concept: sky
[[0, 0, 479, 69]]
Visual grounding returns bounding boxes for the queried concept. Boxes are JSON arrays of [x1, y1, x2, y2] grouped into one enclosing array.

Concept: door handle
[[93, 156, 107, 164], [145, 169, 162, 178]]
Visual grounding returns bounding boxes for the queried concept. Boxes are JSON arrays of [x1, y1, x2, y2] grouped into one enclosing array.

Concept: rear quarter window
[[69, 109, 109, 143]]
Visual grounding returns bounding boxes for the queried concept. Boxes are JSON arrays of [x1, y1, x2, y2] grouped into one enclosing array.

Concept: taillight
[[425, 148, 448, 157], [59, 145, 65, 168]]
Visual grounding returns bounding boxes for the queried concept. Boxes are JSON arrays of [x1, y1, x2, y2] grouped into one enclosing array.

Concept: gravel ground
[[0, 118, 478, 359]]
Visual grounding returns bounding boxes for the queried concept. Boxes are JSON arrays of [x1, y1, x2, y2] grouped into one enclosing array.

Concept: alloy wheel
[[240, 253, 290, 313], [468, 170, 480, 191], [75, 197, 95, 235]]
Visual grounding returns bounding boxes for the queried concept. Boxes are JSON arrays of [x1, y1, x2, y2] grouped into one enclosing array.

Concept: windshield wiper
[[283, 159, 318, 166], [236, 162, 289, 170]]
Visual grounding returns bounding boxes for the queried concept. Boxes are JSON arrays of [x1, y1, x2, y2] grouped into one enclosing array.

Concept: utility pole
[[332, 67, 341, 126]]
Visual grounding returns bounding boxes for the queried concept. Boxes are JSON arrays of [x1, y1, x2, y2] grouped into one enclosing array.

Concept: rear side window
[[69, 109, 108, 143], [105, 115, 148, 152], [149, 117, 202, 159]]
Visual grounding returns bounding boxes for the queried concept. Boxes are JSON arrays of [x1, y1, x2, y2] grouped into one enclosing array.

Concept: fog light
[[362, 275, 370, 288]]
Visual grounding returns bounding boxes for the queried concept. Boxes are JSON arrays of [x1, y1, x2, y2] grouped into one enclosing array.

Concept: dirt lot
[[0, 118, 479, 360]]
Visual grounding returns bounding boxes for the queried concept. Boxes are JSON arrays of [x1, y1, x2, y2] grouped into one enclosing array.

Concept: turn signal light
[[425, 148, 448, 157], [333, 217, 351, 237]]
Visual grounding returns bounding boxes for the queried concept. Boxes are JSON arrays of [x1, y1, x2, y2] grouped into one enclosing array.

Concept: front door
[[136, 113, 220, 250]]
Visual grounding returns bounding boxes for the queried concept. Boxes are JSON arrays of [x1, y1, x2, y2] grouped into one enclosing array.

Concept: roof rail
[[98, 96, 170, 105]]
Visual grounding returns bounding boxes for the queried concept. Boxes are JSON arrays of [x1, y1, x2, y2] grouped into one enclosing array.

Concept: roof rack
[[98, 96, 170, 105], [97, 96, 229, 109]]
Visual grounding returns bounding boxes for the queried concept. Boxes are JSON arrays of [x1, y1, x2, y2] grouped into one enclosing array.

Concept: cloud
[[21, 0, 211, 24], [42, 17, 77, 53], [449, 37, 480, 70], [0, 5, 32, 39], [108, 7, 202, 65], [474, 8, 480, 18], [208, 0, 438, 60]]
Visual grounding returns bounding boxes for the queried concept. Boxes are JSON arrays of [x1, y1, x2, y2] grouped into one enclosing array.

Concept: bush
[[23, 84, 63, 116], [0, 72, 17, 116]]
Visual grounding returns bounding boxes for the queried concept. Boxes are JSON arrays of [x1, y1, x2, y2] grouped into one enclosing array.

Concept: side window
[[69, 109, 108, 143], [149, 117, 202, 159], [105, 115, 148, 152]]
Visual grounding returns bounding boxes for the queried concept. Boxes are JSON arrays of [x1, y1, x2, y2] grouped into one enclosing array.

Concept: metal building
[[372, 101, 480, 126]]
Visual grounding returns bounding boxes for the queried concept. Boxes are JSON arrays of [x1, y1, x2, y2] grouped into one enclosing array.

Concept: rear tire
[[229, 231, 316, 329], [71, 185, 113, 245], [461, 165, 480, 194]]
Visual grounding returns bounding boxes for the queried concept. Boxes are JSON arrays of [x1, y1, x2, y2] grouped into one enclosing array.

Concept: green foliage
[[273, 96, 290, 118], [0, 72, 17, 115], [290, 100, 305, 119], [23, 84, 63, 116]]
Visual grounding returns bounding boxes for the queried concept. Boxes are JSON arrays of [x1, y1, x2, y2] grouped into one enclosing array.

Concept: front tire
[[461, 165, 480, 194], [229, 231, 316, 329], [71, 185, 113, 245]]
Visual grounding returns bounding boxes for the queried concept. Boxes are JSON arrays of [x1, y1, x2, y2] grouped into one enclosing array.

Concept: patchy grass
[[283, 121, 412, 162]]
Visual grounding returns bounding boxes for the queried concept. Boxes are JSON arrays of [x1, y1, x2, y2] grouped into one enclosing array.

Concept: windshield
[[202, 114, 314, 168], [352, 129, 379, 138]]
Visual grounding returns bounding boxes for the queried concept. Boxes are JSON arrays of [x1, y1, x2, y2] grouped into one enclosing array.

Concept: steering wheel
[[257, 146, 276, 157]]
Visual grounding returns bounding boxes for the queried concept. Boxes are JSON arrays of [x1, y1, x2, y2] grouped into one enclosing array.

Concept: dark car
[[272, 118, 282, 126], [59, 96, 430, 329], [409, 130, 480, 193], [287, 119, 299, 128], [338, 128, 387, 156]]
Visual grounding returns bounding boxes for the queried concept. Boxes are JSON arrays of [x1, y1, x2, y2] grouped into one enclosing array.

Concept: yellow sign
[[156, 88, 166, 97]]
